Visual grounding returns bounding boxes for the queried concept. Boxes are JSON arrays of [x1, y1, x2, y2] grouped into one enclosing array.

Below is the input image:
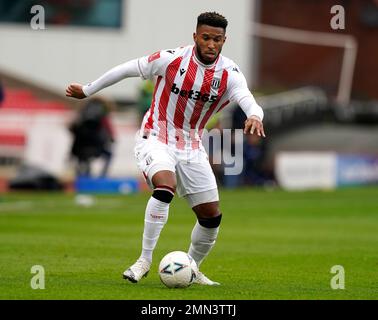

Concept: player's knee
[[151, 171, 177, 192], [152, 185, 175, 203], [192, 200, 220, 218], [197, 214, 222, 228]]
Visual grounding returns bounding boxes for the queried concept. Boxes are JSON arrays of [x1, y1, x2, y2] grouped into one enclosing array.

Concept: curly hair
[[197, 12, 228, 30]]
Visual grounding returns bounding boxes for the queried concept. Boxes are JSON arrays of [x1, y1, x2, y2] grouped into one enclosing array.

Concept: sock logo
[[150, 213, 165, 220]]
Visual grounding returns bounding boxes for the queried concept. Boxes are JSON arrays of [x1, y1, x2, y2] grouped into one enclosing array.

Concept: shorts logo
[[211, 78, 221, 89], [146, 155, 153, 166]]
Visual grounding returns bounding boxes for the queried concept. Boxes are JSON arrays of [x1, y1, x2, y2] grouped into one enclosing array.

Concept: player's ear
[[193, 32, 197, 42]]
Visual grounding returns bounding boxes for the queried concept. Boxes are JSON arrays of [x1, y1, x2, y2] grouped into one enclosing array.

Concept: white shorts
[[134, 134, 219, 202]]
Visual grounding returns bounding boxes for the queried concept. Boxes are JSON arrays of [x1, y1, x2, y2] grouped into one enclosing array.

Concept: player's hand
[[243, 115, 266, 137], [66, 83, 86, 99]]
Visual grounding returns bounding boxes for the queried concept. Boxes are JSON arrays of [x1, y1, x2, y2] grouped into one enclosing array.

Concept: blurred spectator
[[69, 96, 115, 177], [361, 0, 378, 27], [243, 134, 268, 186], [223, 105, 270, 187], [204, 113, 224, 184], [0, 78, 4, 106], [137, 79, 155, 119]]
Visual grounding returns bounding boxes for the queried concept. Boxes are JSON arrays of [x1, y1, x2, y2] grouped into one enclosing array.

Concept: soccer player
[[66, 12, 265, 285]]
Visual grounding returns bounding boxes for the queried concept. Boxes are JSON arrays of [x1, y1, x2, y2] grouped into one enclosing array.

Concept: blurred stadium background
[[0, 0, 377, 191], [0, 0, 377, 299]]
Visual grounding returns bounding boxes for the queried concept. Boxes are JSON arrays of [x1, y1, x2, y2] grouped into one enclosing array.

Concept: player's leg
[[140, 171, 176, 262], [189, 199, 221, 268], [176, 148, 221, 285], [186, 192, 221, 285], [123, 170, 176, 283], [123, 135, 177, 283]]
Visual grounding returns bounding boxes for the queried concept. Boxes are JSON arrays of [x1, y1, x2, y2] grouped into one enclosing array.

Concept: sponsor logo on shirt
[[171, 83, 218, 102]]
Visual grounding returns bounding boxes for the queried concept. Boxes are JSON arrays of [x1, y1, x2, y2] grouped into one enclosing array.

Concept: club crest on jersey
[[148, 51, 160, 63], [211, 78, 221, 89]]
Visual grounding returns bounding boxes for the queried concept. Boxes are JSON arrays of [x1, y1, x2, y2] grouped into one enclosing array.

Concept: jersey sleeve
[[82, 48, 180, 97], [82, 59, 140, 96], [137, 49, 178, 80], [227, 66, 264, 121]]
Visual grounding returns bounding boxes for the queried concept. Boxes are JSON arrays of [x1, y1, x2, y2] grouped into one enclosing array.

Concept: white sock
[[188, 221, 219, 267], [140, 196, 169, 262]]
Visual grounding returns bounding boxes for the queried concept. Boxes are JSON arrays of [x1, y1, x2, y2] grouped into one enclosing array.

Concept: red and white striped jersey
[[137, 45, 262, 150]]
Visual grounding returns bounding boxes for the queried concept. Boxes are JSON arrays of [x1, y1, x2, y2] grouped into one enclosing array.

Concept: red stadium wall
[[257, 0, 378, 100]]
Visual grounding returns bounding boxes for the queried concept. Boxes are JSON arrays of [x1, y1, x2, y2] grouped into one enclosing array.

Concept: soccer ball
[[158, 251, 198, 288]]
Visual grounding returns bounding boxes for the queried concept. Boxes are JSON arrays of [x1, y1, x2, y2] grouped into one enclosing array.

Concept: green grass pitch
[[0, 187, 377, 300]]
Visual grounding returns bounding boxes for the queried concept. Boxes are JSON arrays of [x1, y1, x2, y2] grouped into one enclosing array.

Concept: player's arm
[[228, 68, 266, 137], [66, 49, 175, 99], [240, 96, 266, 137], [65, 83, 86, 99], [66, 59, 140, 99]]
